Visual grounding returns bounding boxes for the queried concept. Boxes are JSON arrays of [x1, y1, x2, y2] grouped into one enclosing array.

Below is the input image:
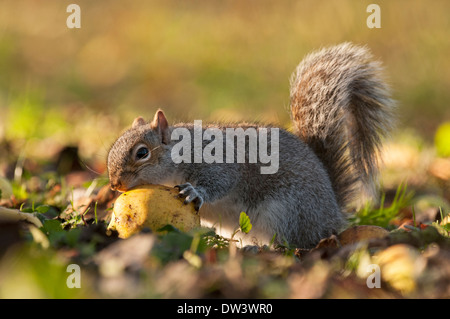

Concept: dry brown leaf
[[429, 157, 450, 181], [338, 225, 389, 246]]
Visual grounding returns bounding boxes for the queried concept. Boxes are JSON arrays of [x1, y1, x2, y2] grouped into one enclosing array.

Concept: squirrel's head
[[107, 109, 173, 192]]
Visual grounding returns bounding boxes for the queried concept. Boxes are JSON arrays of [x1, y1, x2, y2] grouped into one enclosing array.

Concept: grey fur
[[107, 43, 395, 249], [290, 42, 395, 207]]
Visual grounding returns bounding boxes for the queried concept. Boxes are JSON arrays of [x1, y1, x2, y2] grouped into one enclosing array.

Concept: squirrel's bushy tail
[[290, 42, 395, 208]]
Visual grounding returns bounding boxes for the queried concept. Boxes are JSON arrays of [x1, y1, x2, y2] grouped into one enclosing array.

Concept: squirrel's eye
[[135, 147, 150, 160]]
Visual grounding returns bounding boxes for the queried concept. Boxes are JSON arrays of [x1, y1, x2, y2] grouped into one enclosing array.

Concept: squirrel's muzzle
[[110, 180, 123, 192]]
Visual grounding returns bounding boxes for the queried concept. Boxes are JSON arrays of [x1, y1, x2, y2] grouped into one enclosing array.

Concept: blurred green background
[[0, 0, 449, 172]]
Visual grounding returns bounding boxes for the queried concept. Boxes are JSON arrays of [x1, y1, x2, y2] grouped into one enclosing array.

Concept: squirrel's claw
[[175, 183, 204, 211]]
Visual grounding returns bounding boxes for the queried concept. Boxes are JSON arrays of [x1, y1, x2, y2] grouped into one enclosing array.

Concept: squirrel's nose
[[110, 180, 122, 191]]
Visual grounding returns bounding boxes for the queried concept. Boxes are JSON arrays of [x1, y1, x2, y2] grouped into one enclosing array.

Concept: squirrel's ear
[[150, 109, 170, 145], [132, 116, 146, 128]]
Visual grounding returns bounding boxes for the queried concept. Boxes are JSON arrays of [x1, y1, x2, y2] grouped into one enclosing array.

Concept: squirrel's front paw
[[175, 183, 204, 211]]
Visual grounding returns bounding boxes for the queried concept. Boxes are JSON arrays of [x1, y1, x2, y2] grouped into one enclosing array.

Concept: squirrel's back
[[290, 42, 395, 209]]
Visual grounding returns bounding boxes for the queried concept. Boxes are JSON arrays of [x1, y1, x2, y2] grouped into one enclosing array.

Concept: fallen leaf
[[0, 206, 43, 228], [374, 244, 426, 294], [338, 225, 389, 246], [429, 158, 450, 181]]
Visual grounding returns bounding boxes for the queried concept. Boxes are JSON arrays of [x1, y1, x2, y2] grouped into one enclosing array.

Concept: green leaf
[[152, 231, 193, 264], [41, 219, 64, 235], [65, 228, 82, 247], [36, 205, 50, 214], [157, 224, 181, 233], [239, 212, 252, 234]]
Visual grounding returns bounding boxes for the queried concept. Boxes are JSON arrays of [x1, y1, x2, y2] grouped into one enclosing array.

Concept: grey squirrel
[[107, 43, 395, 248]]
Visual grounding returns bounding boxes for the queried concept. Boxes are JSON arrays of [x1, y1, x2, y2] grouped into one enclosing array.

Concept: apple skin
[[107, 184, 200, 239]]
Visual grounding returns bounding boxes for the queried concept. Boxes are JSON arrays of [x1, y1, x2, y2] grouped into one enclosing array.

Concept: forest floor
[[0, 135, 449, 299]]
